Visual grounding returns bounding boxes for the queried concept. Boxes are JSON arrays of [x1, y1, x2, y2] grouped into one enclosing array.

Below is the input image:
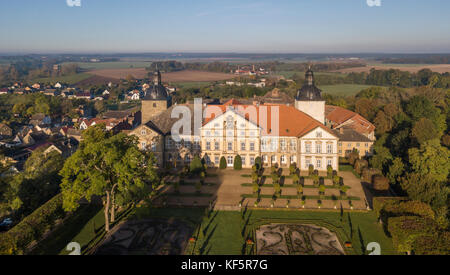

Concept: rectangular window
[[141, 142, 147, 150], [206, 142, 211, 150], [327, 159, 333, 167], [327, 144, 333, 154], [305, 143, 312, 153], [316, 143, 322, 154], [305, 159, 311, 169], [228, 142, 233, 151], [242, 156, 246, 166], [317, 159, 322, 169], [167, 139, 173, 149], [141, 130, 147, 135], [263, 155, 268, 163], [271, 155, 277, 164], [215, 156, 219, 164], [215, 142, 220, 151], [250, 142, 255, 151], [281, 155, 286, 164], [250, 156, 255, 165], [290, 140, 297, 151], [280, 140, 286, 151], [151, 142, 157, 152], [241, 142, 246, 151]]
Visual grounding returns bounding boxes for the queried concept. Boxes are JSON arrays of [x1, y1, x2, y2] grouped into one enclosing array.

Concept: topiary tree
[[297, 184, 303, 195], [333, 175, 340, 187], [289, 163, 297, 175], [190, 155, 203, 175], [255, 157, 262, 170], [327, 165, 333, 178], [195, 181, 202, 194], [292, 174, 300, 185], [319, 185, 326, 195], [308, 165, 314, 176], [219, 156, 227, 169], [234, 155, 242, 170]]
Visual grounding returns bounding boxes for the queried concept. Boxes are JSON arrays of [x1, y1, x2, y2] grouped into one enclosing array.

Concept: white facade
[[295, 100, 326, 124]]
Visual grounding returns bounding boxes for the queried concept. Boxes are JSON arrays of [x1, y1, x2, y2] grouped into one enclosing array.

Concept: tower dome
[[145, 69, 169, 100], [296, 67, 322, 101]]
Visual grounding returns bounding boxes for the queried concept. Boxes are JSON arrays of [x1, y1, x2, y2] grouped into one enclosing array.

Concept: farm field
[[276, 71, 347, 79], [334, 64, 450, 74], [318, 84, 381, 97], [62, 61, 154, 70], [32, 73, 93, 85], [90, 68, 234, 83]]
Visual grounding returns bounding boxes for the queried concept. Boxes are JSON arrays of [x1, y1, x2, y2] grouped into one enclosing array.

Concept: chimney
[[339, 128, 344, 134]]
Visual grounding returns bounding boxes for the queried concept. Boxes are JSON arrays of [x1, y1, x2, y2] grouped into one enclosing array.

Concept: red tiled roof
[[204, 100, 336, 138], [325, 105, 375, 135]]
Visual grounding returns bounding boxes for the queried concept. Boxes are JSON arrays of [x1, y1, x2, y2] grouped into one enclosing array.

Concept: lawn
[[35, 206, 396, 255], [318, 84, 381, 97], [32, 73, 93, 85]]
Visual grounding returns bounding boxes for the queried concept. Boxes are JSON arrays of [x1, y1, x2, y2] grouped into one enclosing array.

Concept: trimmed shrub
[[362, 168, 381, 183], [195, 182, 202, 193], [372, 175, 390, 191], [190, 156, 203, 175], [234, 155, 242, 170], [333, 175, 340, 187], [347, 149, 360, 166], [0, 194, 66, 255], [327, 165, 333, 178], [318, 185, 326, 194], [289, 163, 297, 175], [387, 216, 437, 254], [308, 165, 314, 176], [413, 231, 450, 255], [373, 197, 408, 220], [297, 185, 303, 195], [255, 157, 262, 170], [354, 159, 368, 175], [292, 174, 300, 185], [219, 156, 227, 169]]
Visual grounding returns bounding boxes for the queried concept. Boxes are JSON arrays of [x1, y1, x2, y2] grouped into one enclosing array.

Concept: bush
[[219, 157, 227, 169], [308, 165, 314, 176], [373, 197, 435, 223], [372, 175, 390, 191], [297, 185, 303, 195], [412, 231, 450, 255], [190, 156, 203, 175], [354, 159, 368, 175], [289, 163, 297, 175], [255, 157, 262, 170], [362, 168, 381, 183], [0, 194, 66, 255], [234, 155, 242, 170], [319, 185, 326, 194], [347, 149, 360, 166], [388, 216, 438, 254], [327, 165, 333, 177], [333, 175, 340, 186], [373, 197, 408, 220]]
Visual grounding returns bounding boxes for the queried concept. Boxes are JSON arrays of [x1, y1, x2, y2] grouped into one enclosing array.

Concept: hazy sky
[[0, 0, 449, 54]]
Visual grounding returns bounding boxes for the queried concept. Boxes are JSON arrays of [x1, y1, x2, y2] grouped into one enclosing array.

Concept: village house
[[0, 123, 13, 138], [333, 127, 374, 158], [29, 113, 52, 126]]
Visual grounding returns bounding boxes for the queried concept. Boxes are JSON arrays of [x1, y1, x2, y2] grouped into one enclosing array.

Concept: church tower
[[141, 69, 172, 124], [295, 67, 325, 124]]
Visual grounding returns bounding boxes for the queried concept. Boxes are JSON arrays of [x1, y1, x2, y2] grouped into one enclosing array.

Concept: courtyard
[[154, 167, 370, 211]]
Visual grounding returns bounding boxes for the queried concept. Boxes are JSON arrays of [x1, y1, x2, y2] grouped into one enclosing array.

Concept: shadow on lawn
[[29, 204, 103, 255]]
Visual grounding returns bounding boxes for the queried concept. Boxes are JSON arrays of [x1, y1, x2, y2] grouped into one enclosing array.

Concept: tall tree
[[59, 125, 159, 231], [408, 139, 450, 183]]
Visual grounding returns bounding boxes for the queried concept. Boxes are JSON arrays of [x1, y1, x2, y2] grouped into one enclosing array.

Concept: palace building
[[130, 69, 374, 171]]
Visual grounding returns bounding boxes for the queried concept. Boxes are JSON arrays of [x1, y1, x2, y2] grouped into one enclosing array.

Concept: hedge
[[412, 231, 450, 255], [372, 197, 408, 220], [0, 193, 66, 255], [387, 216, 438, 254], [371, 175, 390, 191]]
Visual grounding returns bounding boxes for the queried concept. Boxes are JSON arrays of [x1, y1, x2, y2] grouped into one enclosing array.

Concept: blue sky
[[0, 0, 449, 54]]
